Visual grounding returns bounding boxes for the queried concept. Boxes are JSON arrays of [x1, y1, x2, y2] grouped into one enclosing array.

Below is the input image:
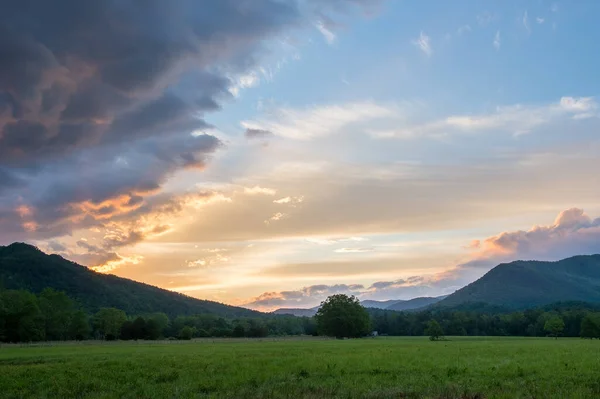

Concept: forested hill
[[0, 243, 259, 318], [437, 255, 600, 309]]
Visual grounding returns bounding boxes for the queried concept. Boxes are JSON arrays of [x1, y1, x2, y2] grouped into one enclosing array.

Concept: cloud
[[494, 31, 501, 50], [245, 128, 273, 139], [305, 236, 367, 245], [412, 31, 432, 56], [244, 283, 364, 310], [536, 17, 545, 24], [457, 25, 472, 35], [0, 0, 377, 245], [47, 240, 67, 252], [523, 11, 531, 33], [316, 20, 336, 44], [242, 101, 395, 139], [244, 186, 277, 196], [469, 208, 600, 263], [243, 208, 600, 309], [334, 247, 375, 253], [477, 12, 494, 26], [265, 212, 286, 224], [369, 96, 598, 139], [273, 196, 304, 205]]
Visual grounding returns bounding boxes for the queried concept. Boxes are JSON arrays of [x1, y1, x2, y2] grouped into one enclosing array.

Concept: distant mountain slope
[[272, 308, 318, 317], [360, 299, 403, 309], [437, 255, 600, 309], [386, 296, 445, 311], [273, 296, 446, 316], [0, 243, 260, 317]]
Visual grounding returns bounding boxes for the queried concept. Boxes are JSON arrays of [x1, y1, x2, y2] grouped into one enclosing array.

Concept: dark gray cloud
[[74, 240, 120, 267], [0, 0, 382, 245], [245, 128, 274, 139], [47, 240, 67, 252]]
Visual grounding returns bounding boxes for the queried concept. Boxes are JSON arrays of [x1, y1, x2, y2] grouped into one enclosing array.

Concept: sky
[[2, 0, 600, 311]]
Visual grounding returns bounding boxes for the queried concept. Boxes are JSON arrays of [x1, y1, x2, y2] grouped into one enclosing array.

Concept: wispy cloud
[[334, 247, 375, 253], [536, 17, 545, 24], [457, 25, 472, 35], [242, 102, 395, 140], [494, 30, 501, 50], [523, 10, 531, 33], [316, 20, 336, 44], [369, 96, 598, 139], [412, 31, 432, 56], [244, 186, 277, 196]]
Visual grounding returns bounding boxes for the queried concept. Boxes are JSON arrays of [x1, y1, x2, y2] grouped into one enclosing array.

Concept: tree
[[315, 294, 371, 338], [145, 319, 161, 340], [94, 308, 126, 340], [232, 324, 245, 337], [131, 316, 147, 340], [120, 320, 134, 340], [1, 290, 44, 342], [179, 326, 195, 340], [38, 288, 75, 340], [544, 316, 565, 339], [69, 310, 91, 340], [425, 319, 444, 341], [580, 315, 600, 339], [148, 313, 170, 338]]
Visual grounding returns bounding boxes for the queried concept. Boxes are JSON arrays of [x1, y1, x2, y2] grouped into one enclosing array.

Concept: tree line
[[369, 302, 600, 339], [0, 288, 316, 342], [4, 288, 600, 342]]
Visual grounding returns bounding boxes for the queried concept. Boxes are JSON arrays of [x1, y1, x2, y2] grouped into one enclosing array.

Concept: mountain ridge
[[0, 242, 260, 317], [437, 254, 600, 309]]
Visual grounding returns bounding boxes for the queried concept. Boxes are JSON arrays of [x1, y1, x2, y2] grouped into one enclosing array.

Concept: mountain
[[386, 296, 446, 311], [437, 255, 600, 309], [360, 299, 403, 309], [272, 308, 318, 317], [0, 243, 259, 317], [273, 297, 446, 316]]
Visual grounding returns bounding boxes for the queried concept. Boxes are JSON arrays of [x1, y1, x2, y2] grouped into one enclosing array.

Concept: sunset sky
[[1, 0, 600, 311]]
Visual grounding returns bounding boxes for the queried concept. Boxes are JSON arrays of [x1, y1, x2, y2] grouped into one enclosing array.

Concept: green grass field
[[1, 336, 600, 399]]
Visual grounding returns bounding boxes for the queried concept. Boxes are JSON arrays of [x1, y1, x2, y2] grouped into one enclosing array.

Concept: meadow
[[1, 336, 599, 399]]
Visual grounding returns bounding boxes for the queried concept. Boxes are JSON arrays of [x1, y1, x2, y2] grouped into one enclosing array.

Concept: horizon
[[2, 0, 600, 312]]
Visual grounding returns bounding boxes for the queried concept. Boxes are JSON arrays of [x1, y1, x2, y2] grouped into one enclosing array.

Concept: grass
[[1, 336, 600, 398]]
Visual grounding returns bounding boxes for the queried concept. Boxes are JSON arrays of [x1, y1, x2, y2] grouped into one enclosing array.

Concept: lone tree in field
[[315, 294, 370, 338], [544, 316, 565, 339], [425, 319, 444, 341]]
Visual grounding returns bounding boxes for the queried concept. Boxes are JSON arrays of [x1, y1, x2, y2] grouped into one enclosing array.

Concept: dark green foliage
[[0, 243, 259, 318], [232, 324, 245, 337], [94, 308, 126, 340], [178, 326, 195, 340], [438, 255, 600, 309], [38, 288, 74, 340], [148, 313, 170, 337], [69, 310, 91, 340], [544, 316, 565, 338], [0, 290, 44, 342], [132, 316, 147, 340], [580, 315, 600, 339], [145, 319, 161, 340], [120, 320, 134, 340], [425, 319, 444, 340], [315, 294, 371, 338]]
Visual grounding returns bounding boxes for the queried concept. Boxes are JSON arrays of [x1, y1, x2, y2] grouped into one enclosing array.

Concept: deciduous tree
[[425, 319, 444, 341], [315, 294, 370, 338], [544, 316, 565, 339]]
